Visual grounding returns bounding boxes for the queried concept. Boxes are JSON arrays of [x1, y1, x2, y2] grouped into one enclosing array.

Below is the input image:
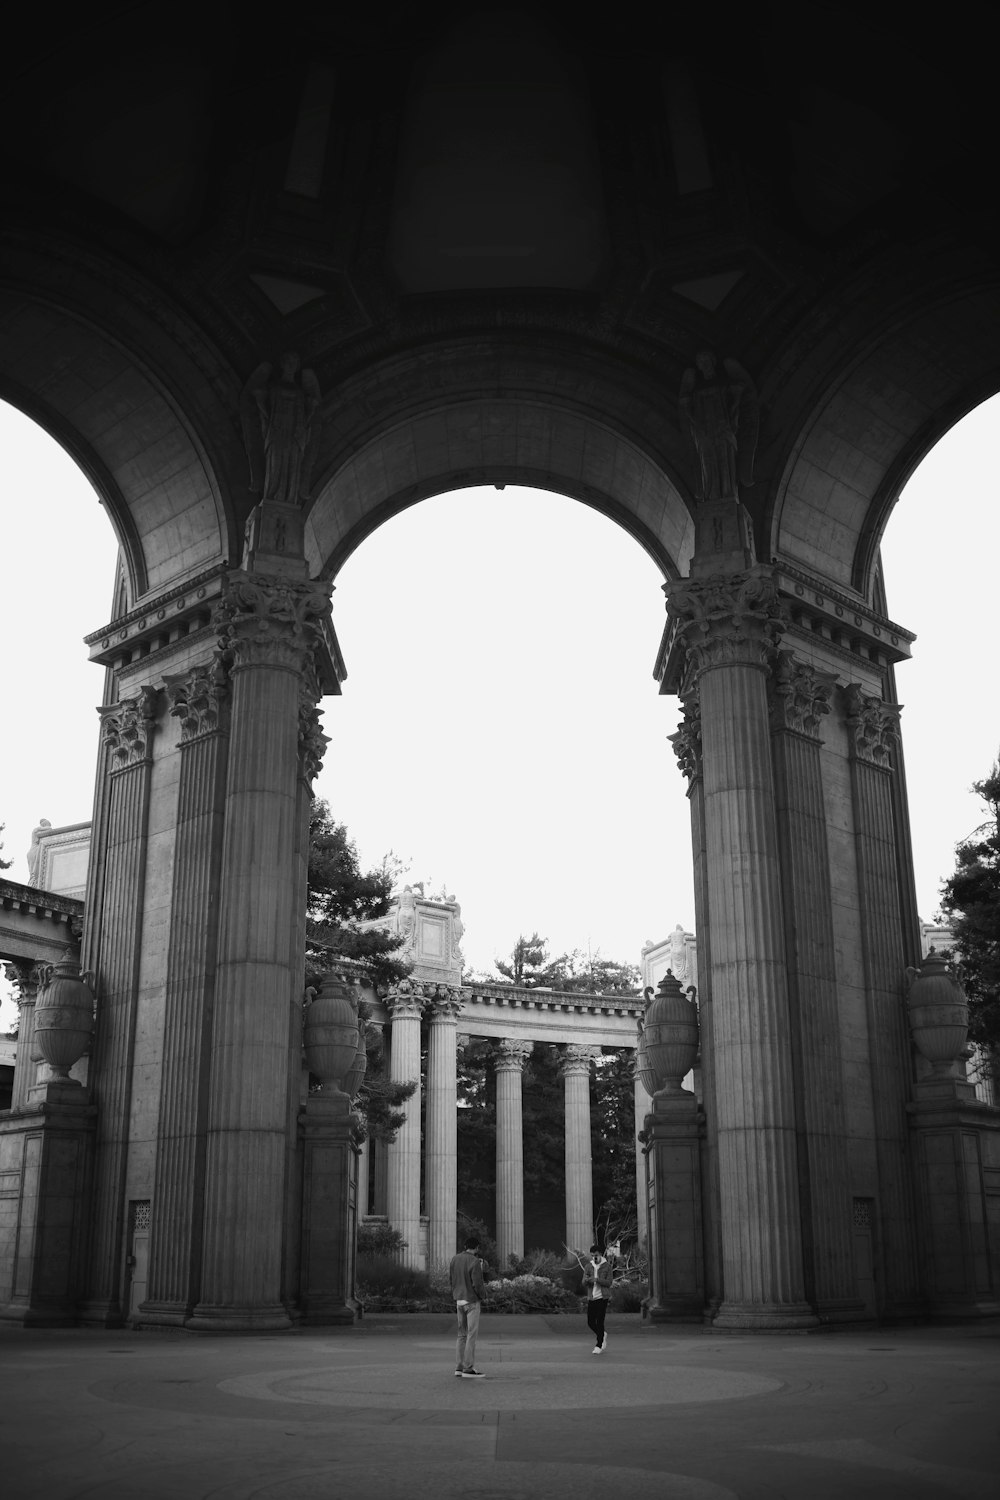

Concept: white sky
[[2, 395, 998, 1029]]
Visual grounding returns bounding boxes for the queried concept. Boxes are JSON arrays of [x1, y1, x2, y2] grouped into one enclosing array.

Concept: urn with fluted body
[[905, 948, 969, 1078], [33, 955, 95, 1079], [643, 970, 699, 1094], [303, 969, 360, 1093]]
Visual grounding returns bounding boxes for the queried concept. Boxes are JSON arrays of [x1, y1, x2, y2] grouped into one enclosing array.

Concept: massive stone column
[[770, 654, 862, 1321], [385, 980, 424, 1263], [80, 687, 158, 1325], [495, 1038, 532, 1268], [188, 571, 332, 1330], [845, 684, 923, 1318], [665, 568, 815, 1328], [139, 667, 228, 1327], [425, 989, 462, 1270], [633, 1060, 649, 1250], [561, 1044, 597, 1252]]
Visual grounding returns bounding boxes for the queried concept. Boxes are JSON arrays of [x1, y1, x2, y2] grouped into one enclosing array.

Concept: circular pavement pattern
[[219, 1360, 781, 1412], [206, 1459, 738, 1500]]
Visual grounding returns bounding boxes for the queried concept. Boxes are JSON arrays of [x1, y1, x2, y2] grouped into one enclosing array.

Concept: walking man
[[449, 1234, 487, 1378], [583, 1243, 612, 1354]]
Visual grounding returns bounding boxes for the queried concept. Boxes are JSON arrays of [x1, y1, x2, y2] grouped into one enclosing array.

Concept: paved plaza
[[2, 1313, 998, 1499]]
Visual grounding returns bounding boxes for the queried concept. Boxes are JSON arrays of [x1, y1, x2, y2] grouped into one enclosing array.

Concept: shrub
[[357, 1220, 407, 1257], [482, 1274, 581, 1314], [504, 1248, 565, 1280], [356, 1254, 430, 1310], [456, 1214, 499, 1280], [610, 1277, 648, 1313]]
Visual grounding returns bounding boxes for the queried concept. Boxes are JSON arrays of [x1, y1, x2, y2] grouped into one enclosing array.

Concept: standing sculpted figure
[[240, 352, 321, 505], [678, 349, 758, 501], [26, 818, 51, 886]]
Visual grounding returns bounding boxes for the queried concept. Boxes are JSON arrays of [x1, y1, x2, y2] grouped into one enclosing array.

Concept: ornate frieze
[[769, 652, 836, 738], [214, 571, 333, 676], [99, 686, 158, 768], [495, 1037, 533, 1073], [844, 684, 901, 768], [559, 1043, 599, 1078], [665, 567, 784, 687], [165, 664, 228, 742], [669, 695, 703, 781]]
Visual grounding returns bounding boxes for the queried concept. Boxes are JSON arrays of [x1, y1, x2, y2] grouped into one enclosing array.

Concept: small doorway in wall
[[126, 1199, 151, 1321], [852, 1196, 878, 1318]]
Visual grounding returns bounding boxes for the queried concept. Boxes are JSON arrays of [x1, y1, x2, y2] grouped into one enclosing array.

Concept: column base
[[77, 1299, 126, 1328], [713, 1300, 819, 1331], [642, 1295, 705, 1324], [134, 1300, 191, 1328], [299, 1296, 361, 1326], [0, 1300, 80, 1327], [813, 1297, 870, 1325], [185, 1303, 292, 1332]]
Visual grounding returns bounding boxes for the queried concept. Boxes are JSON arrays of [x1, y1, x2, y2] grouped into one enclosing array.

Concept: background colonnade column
[[425, 989, 462, 1270], [385, 981, 424, 1261], [561, 1044, 597, 1252], [495, 1038, 532, 1267]]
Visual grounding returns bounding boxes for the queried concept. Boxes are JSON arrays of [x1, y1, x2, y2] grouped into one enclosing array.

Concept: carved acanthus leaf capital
[[844, 684, 901, 768], [385, 979, 425, 1021], [495, 1037, 533, 1072], [559, 1043, 599, 1078], [298, 700, 330, 783], [429, 988, 464, 1023], [769, 652, 836, 738], [669, 695, 702, 781], [215, 571, 333, 676], [99, 686, 158, 768], [165, 663, 228, 742], [665, 567, 784, 682], [3, 959, 42, 1001]]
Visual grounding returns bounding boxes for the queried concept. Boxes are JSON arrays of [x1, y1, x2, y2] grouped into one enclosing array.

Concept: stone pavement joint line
[[1, 1315, 998, 1500]]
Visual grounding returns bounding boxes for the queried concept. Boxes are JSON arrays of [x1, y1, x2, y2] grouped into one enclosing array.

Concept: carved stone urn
[[635, 996, 660, 1098], [905, 948, 969, 1079], [33, 954, 95, 1081], [303, 969, 360, 1093], [342, 1019, 368, 1101], [644, 970, 699, 1095]]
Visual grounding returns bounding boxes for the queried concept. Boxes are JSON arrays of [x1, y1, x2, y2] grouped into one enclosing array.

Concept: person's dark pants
[[586, 1297, 608, 1346]]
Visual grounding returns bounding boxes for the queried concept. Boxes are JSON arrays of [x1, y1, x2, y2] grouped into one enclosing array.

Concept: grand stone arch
[[1, 2, 998, 1330]]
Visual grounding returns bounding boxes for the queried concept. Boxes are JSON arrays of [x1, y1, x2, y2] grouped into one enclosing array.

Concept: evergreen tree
[[940, 760, 1000, 1056], [305, 800, 409, 992], [0, 823, 12, 871]]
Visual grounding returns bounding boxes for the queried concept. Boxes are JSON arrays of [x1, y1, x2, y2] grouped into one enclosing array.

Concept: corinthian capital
[[559, 1043, 599, 1078], [769, 652, 836, 738], [429, 988, 464, 1023], [669, 695, 702, 781], [665, 566, 784, 683], [214, 570, 333, 675], [844, 684, 901, 768], [99, 686, 158, 768], [298, 701, 330, 783], [386, 979, 425, 1021], [165, 664, 228, 742], [495, 1037, 533, 1072]]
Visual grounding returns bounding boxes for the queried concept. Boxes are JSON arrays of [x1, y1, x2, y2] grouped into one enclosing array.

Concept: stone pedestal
[[0, 1084, 96, 1326], [425, 991, 462, 1270], [298, 1092, 361, 1325], [642, 1090, 705, 1322], [907, 1090, 1000, 1318], [385, 984, 424, 1264], [495, 1039, 532, 1267], [561, 1045, 597, 1253]]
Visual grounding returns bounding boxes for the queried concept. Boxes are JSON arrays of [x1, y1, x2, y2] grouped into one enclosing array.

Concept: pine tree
[[940, 760, 1000, 1056]]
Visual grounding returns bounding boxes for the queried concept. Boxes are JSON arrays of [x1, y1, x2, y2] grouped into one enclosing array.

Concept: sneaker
[[461, 1367, 486, 1378], [454, 1369, 464, 1376], [592, 1346, 603, 1355]]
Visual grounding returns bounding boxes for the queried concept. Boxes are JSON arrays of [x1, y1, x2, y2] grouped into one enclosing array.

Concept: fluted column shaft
[[142, 669, 227, 1324], [6, 963, 40, 1111], [633, 1063, 649, 1249], [425, 992, 462, 1270], [668, 568, 813, 1328], [81, 688, 157, 1324], [385, 986, 424, 1264], [770, 655, 860, 1318], [191, 572, 332, 1329], [846, 686, 922, 1315], [561, 1045, 596, 1252], [495, 1039, 532, 1267]]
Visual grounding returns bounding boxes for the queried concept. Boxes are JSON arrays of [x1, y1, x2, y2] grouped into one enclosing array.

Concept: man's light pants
[[456, 1300, 481, 1370]]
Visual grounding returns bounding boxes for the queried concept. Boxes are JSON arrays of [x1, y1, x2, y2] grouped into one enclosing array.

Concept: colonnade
[[366, 984, 646, 1269]]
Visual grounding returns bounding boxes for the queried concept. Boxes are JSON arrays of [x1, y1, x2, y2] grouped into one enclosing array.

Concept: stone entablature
[[0, 880, 83, 966]]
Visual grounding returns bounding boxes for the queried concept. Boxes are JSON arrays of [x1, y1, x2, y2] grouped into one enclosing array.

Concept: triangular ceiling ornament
[[250, 274, 326, 315], [671, 269, 745, 311]]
